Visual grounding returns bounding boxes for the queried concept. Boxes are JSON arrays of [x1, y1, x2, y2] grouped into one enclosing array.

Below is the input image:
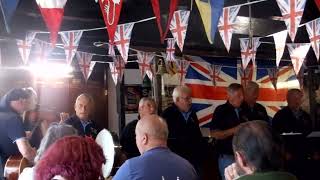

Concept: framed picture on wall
[[124, 85, 142, 113]]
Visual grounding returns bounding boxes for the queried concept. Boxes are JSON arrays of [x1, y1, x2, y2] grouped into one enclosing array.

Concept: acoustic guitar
[[4, 155, 30, 180]]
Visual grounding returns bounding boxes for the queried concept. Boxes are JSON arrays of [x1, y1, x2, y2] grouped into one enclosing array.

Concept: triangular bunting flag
[[99, 0, 123, 44], [150, 0, 179, 42], [275, 0, 307, 42], [166, 38, 176, 62], [114, 23, 134, 62], [109, 62, 118, 85], [76, 51, 94, 81], [16, 32, 36, 64], [316, 0, 320, 11], [35, 0, 67, 46], [195, 0, 224, 44], [113, 55, 126, 82], [108, 41, 115, 56], [169, 10, 190, 52], [239, 65, 254, 87], [137, 51, 155, 80], [306, 18, 320, 61], [273, 30, 288, 67], [88, 61, 97, 81], [60, 30, 83, 65], [176, 60, 190, 85], [34, 40, 52, 63], [218, 6, 240, 52], [239, 37, 261, 70], [287, 43, 310, 75], [296, 65, 305, 89], [209, 64, 222, 86], [267, 68, 279, 90]]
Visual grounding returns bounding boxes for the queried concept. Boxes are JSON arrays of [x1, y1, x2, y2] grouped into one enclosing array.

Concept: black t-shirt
[[64, 115, 101, 138], [210, 102, 247, 155], [241, 102, 270, 123], [0, 111, 26, 165], [120, 119, 140, 159]]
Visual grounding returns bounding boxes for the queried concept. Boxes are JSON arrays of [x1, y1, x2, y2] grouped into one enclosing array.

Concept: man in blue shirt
[[113, 115, 198, 180], [0, 88, 37, 178], [61, 93, 100, 138]]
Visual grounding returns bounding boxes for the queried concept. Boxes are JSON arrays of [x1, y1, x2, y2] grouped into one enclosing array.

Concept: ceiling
[[0, 0, 320, 67]]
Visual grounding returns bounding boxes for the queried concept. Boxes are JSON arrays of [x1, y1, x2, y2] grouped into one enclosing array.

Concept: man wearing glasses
[[162, 86, 205, 177]]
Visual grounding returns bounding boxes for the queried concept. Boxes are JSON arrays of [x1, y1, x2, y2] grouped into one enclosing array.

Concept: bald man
[[120, 97, 157, 158], [113, 115, 198, 180], [63, 94, 100, 138]]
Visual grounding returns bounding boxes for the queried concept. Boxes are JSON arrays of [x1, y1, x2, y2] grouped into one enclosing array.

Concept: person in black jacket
[[241, 81, 269, 123], [61, 93, 100, 138], [272, 89, 311, 135], [162, 86, 204, 175], [120, 97, 157, 159]]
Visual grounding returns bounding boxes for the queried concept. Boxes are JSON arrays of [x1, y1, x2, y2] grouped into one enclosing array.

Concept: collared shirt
[[181, 111, 192, 122], [80, 120, 92, 132], [211, 101, 247, 155], [113, 147, 199, 180]]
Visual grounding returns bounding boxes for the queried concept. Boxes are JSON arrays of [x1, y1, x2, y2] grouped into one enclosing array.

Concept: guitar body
[[4, 155, 29, 180]]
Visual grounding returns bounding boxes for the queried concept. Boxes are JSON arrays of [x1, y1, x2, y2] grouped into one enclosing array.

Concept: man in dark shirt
[[210, 83, 247, 180], [272, 89, 311, 135], [162, 86, 204, 176], [120, 97, 157, 159], [0, 88, 37, 178], [241, 81, 269, 123], [61, 93, 100, 138]]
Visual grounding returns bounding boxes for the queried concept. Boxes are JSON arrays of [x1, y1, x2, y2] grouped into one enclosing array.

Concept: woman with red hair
[[35, 136, 106, 180]]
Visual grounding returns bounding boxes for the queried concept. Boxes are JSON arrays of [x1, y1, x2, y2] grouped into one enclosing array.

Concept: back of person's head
[[232, 120, 284, 173], [35, 123, 78, 162], [135, 115, 169, 154], [35, 136, 106, 180]]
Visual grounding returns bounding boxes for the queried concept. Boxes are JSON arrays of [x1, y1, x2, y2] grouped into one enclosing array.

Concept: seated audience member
[[19, 123, 78, 180], [120, 97, 157, 158], [61, 93, 101, 138], [224, 120, 297, 180], [272, 89, 311, 135], [113, 115, 198, 180], [34, 136, 105, 180]]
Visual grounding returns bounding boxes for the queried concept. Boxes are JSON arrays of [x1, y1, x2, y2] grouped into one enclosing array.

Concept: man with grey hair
[[62, 93, 100, 138], [241, 81, 269, 122], [113, 115, 198, 180], [162, 86, 204, 175], [210, 83, 247, 180], [120, 97, 157, 158]]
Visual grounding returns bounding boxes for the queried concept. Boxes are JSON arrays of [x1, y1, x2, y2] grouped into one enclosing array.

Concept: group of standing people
[[119, 81, 311, 180]]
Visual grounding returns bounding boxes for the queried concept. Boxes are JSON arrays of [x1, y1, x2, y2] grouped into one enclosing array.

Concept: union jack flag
[[296, 65, 305, 89], [306, 18, 320, 61], [110, 55, 126, 84], [169, 10, 190, 52], [16, 32, 36, 64], [239, 37, 261, 69], [239, 65, 254, 88], [166, 38, 176, 62], [108, 41, 115, 56], [60, 30, 83, 65], [76, 51, 94, 81], [176, 60, 190, 85], [276, 0, 307, 42], [208, 64, 222, 86], [287, 43, 310, 75], [218, 6, 240, 52], [183, 55, 296, 126], [34, 40, 52, 63], [267, 67, 279, 90], [114, 23, 134, 62], [137, 51, 155, 80]]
